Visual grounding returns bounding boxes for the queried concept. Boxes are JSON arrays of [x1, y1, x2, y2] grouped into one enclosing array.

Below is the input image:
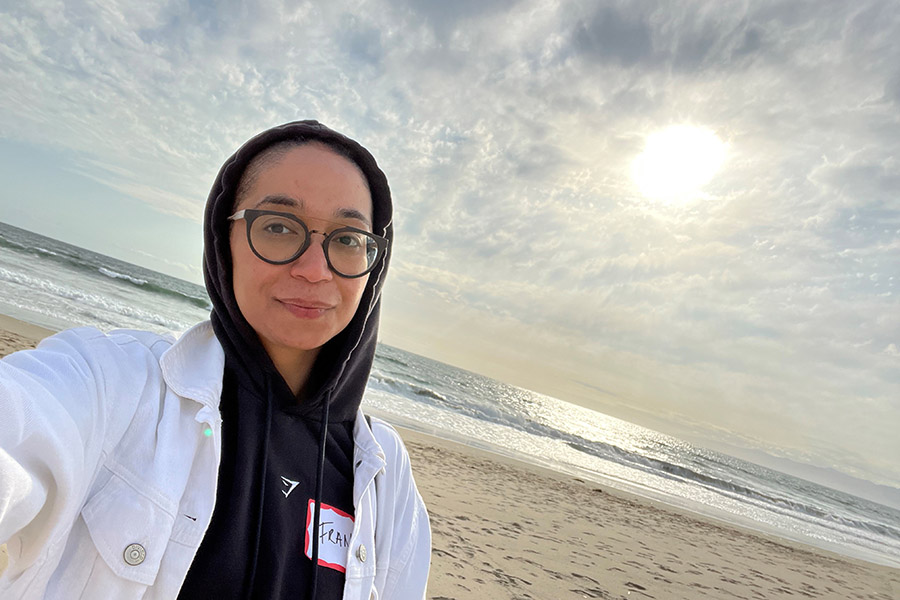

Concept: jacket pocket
[[80, 472, 176, 587]]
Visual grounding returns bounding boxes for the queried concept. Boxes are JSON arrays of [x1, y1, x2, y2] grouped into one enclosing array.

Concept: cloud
[[337, 14, 385, 67], [400, 0, 523, 39], [563, 2, 800, 73], [571, 6, 654, 67], [810, 155, 900, 207]]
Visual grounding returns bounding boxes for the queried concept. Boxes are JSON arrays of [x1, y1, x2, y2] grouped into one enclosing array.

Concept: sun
[[631, 125, 726, 203]]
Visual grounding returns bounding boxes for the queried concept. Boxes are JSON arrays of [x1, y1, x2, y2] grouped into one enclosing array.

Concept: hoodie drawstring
[[308, 393, 332, 599], [246, 375, 274, 598]]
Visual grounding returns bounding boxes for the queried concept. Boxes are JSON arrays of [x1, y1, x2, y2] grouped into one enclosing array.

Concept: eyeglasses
[[228, 209, 388, 278]]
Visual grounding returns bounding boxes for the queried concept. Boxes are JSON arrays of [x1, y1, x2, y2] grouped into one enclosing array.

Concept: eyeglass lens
[[249, 213, 378, 276]]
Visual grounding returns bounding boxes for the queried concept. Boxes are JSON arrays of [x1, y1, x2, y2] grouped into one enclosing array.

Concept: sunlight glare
[[631, 125, 726, 203]]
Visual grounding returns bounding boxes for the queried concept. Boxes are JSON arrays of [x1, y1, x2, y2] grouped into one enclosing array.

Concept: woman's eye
[[263, 222, 296, 235], [335, 234, 363, 248]]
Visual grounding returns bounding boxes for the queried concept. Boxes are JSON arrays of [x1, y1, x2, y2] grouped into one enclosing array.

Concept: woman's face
[[230, 144, 373, 362]]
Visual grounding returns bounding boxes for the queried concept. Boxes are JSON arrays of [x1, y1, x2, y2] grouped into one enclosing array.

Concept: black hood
[[202, 120, 393, 421]]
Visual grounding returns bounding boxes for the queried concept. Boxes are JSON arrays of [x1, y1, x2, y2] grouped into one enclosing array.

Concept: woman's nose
[[289, 233, 332, 282]]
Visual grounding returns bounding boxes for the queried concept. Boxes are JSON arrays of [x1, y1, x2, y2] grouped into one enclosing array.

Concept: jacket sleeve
[[372, 421, 432, 600], [0, 328, 149, 577]]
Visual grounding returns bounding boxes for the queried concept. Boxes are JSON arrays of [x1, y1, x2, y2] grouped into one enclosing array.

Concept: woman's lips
[[278, 299, 334, 319]]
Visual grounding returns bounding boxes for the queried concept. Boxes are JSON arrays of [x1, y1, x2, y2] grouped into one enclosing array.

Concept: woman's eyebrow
[[254, 195, 371, 227], [254, 194, 301, 209], [336, 208, 371, 227]]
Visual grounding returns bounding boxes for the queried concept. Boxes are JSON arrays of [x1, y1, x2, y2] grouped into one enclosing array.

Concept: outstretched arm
[[0, 329, 147, 578]]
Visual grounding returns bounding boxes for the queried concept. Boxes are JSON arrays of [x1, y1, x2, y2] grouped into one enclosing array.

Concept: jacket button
[[356, 544, 367, 563], [123, 543, 146, 566]]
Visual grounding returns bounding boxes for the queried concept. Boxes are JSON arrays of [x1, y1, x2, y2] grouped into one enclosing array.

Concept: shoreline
[[0, 314, 55, 336], [397, 426, 900, 599], [391, 421, 900, 571], [2, 314, 899, 598], [394, 426, 897, 568]]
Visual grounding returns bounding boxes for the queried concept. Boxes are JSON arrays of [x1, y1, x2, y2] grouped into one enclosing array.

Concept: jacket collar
[[353, 410, 386, 463], [159, 320, 225, 410], [352, 410, 387, 507]]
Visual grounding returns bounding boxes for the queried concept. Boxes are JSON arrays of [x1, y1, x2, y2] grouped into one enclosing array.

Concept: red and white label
[[304, 500, 355, 573]]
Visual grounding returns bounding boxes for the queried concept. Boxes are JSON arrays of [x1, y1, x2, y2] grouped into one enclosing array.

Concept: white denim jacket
[[0, 321, 430, 599]]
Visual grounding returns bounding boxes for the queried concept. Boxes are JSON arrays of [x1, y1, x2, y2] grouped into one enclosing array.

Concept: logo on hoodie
[[281, 476, 300, 498]]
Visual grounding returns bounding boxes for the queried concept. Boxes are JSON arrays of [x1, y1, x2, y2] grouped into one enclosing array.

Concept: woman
[[0, 121, 431, 599]]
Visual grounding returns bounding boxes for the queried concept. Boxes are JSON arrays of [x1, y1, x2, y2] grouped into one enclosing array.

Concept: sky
[[1, 0, 898, 491]]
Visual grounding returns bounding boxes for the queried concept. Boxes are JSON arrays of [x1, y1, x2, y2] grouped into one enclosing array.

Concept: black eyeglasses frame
[[228, 209, 388, 279]]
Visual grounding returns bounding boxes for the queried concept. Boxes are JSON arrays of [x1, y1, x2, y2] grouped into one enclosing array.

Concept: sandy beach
[[2, 315, 898, 599]]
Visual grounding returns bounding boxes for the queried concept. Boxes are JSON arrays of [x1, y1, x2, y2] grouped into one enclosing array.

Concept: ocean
[[1, 220, 899, 569]]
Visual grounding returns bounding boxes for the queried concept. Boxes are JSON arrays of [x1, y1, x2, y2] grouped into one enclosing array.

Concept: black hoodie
[[178, 121, 393, 599]]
